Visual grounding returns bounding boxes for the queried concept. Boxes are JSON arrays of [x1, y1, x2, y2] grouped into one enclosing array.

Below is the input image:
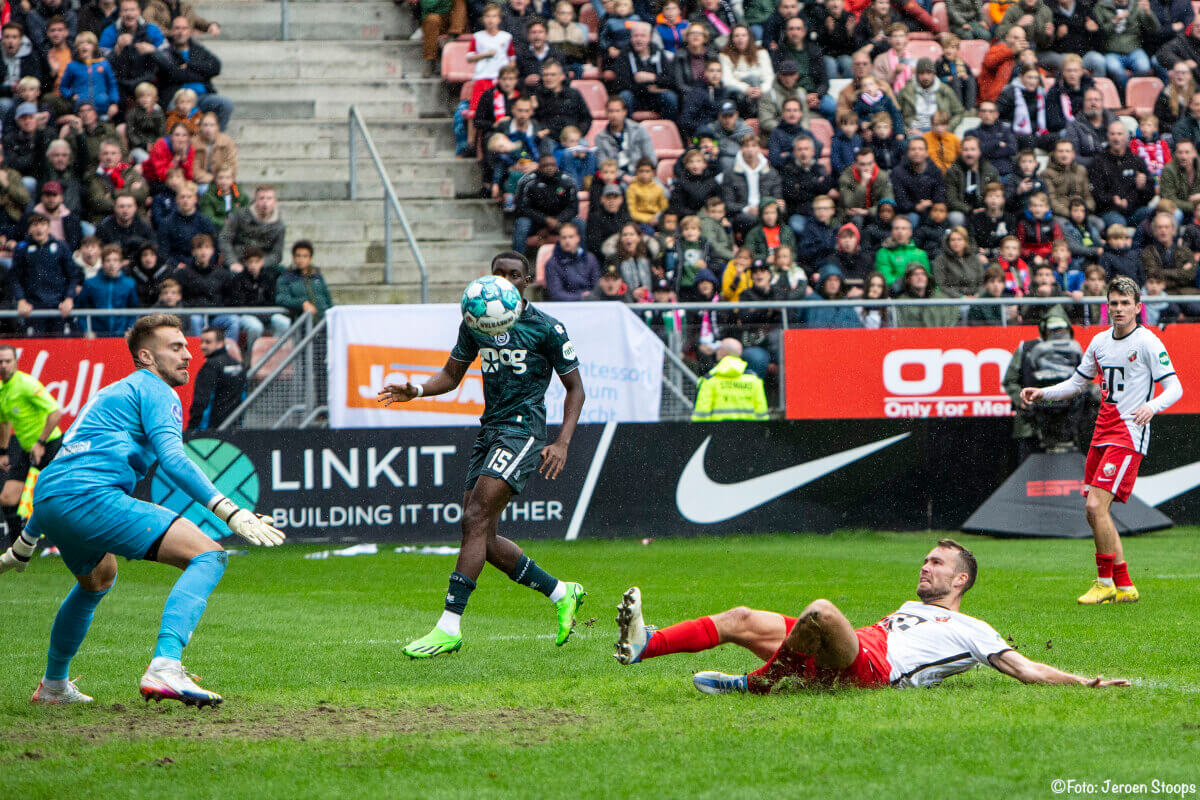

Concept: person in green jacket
[[198, 167, 248, 234], [691, 338, 769, 421], [874, 216, 930, 289], [896, 262, 960, 327], [275, 240, 334, 320], [743, 200, 797, 263]]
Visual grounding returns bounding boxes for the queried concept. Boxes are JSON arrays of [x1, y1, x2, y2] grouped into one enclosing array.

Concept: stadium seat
[[632, 110, 661, 121], [441, 41, 472, 83], [746, 118, 759, 134], [579, 63, 600, 80], [808, 117, 833, 156], [249, 337, 294, 381], [535, 244, 553, 288], [932, 2, 948, 33], [908, 31, 933, 41], [1125, 76, 1163, 116], [578, 198, 589, 219], [586, 118, 608, 144], [908, 40, 942, 63], [579, 3, 599, 42], [959, 40, 988, 76], [574, 79, 610, 119], [1093, 76, 1122, 109], [657, 157, 675, 186], [644, 119, 684, 158]]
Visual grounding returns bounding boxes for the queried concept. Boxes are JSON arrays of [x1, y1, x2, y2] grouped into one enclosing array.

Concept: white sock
[[149, 656, 182, 672], [1097, 577, 1114, 587], [435, 610, 461, 637], [42, 678, 67, 690], [548, 581, 567, 603]]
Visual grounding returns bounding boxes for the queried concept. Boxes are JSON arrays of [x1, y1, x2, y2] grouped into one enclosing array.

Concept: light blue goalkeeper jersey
[[34, 368, 219, 505]]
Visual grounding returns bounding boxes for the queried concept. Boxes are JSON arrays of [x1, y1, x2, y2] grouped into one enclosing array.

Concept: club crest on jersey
[[1103, 463, 1117, 477], [1128, 350, 1137, 363], [935, 615, 950, 623], [493, 332, 510, 346]]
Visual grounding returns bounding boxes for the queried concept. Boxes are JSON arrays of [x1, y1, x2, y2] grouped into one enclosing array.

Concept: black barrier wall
[[143, 419, 1200, 543]]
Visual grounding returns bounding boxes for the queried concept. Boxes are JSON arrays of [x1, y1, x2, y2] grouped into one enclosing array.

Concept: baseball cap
[[602, 183, 623, 197], [41, 181, 62, 196], [16, 102, 37, 118], [601, 264, 621, 278], [750, 260, 770, 272], [776, 60, 798, 75], [653, 278, 672, 292], [719, 100, 737, 115]]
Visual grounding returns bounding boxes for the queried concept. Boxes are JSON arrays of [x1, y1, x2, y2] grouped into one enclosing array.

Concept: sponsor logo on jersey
[[479, 347, 528, 374], [554, 324, 565, 334], [936, 616, 950, 623], [562, 341, 576, 360], [1160, 351, 1170, 366], [493, 332, 510, 346]]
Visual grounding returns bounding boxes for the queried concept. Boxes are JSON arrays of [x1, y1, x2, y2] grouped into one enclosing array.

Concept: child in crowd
[[626, 158, 669, 230], [771, 243, 807, 292], [1142, 270, 1176, 327], [915, 201, 951, 256], [601, 0, 640, 62], [970, 182, 1016, 258], [488, 132, 537, 211], [1130, 113, 1171, 179], [1049, 238, 1085, 293], [131, 242, 168, 305], [126, 82, 166, 161], [862, 198, 896, 254], [554, 126, 597, 191], [1016, 191, 1063, 268], [1061, 197, 1103, 267], [670, 214, 716, 299], [721, 245, 754, 301], [151, 168, 186, 229], [199, 166, 248, 233], [700, 194, 735, 264], [831, 111, 863, 176], [548, 1, 589, 73], [589, 157, 623, 208], [967, 266, 1018, 326], [653, 209, 679, 256], [852, 77, 904, 140], [935, 33, 977, 109], [467, 3, 515, 119], [153, 277, 184, 310], [654, 0, 689, 53], [165, 88, 200, 136], [868, 111, 905, 171], [994, 234, 1030, 296], [746, 199, 797, 262], [1099, 224, 1144, 284], [73, 235, 102, 279], [1005, 149, 1046, 213], [923, 110, 960, 173]]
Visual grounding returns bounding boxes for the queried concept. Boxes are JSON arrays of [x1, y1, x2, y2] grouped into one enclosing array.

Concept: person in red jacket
[[979, 26, 1025, 103], [1016, 192, 1064, 268], [141, 122, 195, 186]]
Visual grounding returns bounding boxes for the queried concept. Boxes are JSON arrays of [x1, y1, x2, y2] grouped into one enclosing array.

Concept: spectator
[[1173, 91, 1200, 144], [612, 22, 678, 120], [680, 59, 737, 142], [85, 138, 144, 225], [152, 275, 185, 317], [997, 65, 1064, 151], [544, 221, 600, 300], [58, 32, 118, 120], [606, 221, 654, 299], [850, 75, 904, 136], [967, 265, 1013, 325], [688, 0, 739, 49], [39, 137, 87, 219], [1041, 139, 1094, 222], [22, 180, 82, 251], [625, 157, 667, 229], [733, 261, 786, 378], [192, 111, 236, 186], [779, 136, 833, 225], [144, 0, 219, 35], [472, 63, 522, 156], [932, 225, 983, 297], [594, 96, 658, 182], [891, 137, 945, 225], [0, 141, 30, 239], [1099, 223, 1144, 283], [0, 23, 46, 119], [699, 194, 735, 265], [965, 101, 1018, 180], [945, 135, 1000, 227], [1045, 54, 1095, 121], [722, 133, 782, 236], [1142, 270, 1180, 326], [1016, 191, 1064, 267], [826, 222, 871, 286], [512, 153, 582, 252], [923, 110, 960, 173], [875, 215, 929, 287], [1094, 0, 1158, 94], [76, 242, 137, 336], [101, 0, 165, 100], [668, 24, 717, 98], [415, 0, 467, 77], [531, 59, 590, 142], [516, 18, 566, 86], [718, 23, 777, 119], [554, 126, 595, 194], [898, 57, 964, 134], [129, 240, 166, 304], [274, 240, 332, 321], [690, 338, 768, 420], [176, 231, 234, 334], [719, 245, 753, 300], [801, 264, 863, 328], [11, 213, 80, 335], [500, 0, 535, 47], [935, 34, 978, 111], [1141, 211, 1199, 308], [466, 3, 515, 120], [3, 102, 52, 182], [862, 197, 896, 253], [548, 2, 588, 72], [1160, 138, 1200, 218], [1004, 148, 1047, 213], [1156, 62, 1196, 131], [669, 148, 719, 216], [74, 234, 102, 279], [1157, 17, 1200, 84], [80, 0, 119, 39], [230, 246, 289, 353], [27, 0, 78, 51], [1061, 196, 1104, 265], [142, 120, 195, 186], [979, 25, 1026, 103], [71, 101, 121, 171], [743, 198, 795, 261], [914, 200, 951, 254], [790, 195, 836, 265], [157, 179, 214, 267], [766, 97, 819, 168], [896, 263, 958, 326], [187, 325, 245, 430], [837, 50, 896, 121], [587, 263, 630, 301], [670, 213, 719, 298], [852, 0, 900, 57], [771, 18, 832, 119], [1063, 88, 1116, 169], [586, 183, 630, 256], [1130, 113, 1170, 180], [219, 184, 284, 272], [996, 0, 1052, 51], [757, 59, 805, 136], [198, 165, 245, 233], [1093, 119, 1153, 228], [1043, 0, 1107, 76], [125, 81, 165, 160], [838, 147, 893, 226], [810, 0, 857, 78], [653, 0, 689, 54], [873, 23, 919, 96]]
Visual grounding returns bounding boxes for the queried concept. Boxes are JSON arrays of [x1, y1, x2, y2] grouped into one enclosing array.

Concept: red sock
[[747, 644, 808, 694], [1113, 561, 1133, 589], [1096, 552, 1115, 582], [641, 616, 719, 660]]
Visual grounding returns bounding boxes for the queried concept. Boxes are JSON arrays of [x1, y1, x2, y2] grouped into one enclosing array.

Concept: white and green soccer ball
[[461, 275, 522, 335]]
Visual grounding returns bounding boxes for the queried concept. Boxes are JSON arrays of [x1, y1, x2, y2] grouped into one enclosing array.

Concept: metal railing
[[219, 312, 327, 430], [0, 306, 290, 332], [348, 105, 431, 303], [280, 0, 290, 40]]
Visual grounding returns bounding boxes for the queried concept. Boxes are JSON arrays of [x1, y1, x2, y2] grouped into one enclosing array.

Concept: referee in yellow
[[691, 339, 769, 422], [0, 344, 63, 544]]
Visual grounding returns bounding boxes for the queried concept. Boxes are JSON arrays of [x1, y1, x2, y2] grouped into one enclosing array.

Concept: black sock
[[507, 555, 558, 598], [443, 571, 476, 615], [2, 505, 22, 547]]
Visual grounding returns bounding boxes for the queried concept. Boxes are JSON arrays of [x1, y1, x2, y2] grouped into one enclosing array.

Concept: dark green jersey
[[450, 302, 579, 437]]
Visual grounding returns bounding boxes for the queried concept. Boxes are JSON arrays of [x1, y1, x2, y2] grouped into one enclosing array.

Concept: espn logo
[[345, 344, 485, 415], [1026, 480, 1087, 497]]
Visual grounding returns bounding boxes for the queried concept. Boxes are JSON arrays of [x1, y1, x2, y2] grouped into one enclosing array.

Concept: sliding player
[[378, 251, 587, 659], [614, 540, 1129, 693], [0, 314, 285, 706], [1023, 276, 1183, 604]]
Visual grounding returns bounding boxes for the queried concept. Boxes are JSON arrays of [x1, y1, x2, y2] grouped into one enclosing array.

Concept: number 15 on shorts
[[487, 448, 513, 473]]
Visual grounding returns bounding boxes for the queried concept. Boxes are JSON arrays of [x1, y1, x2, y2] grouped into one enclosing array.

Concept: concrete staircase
[[192, 0, 507, 303]]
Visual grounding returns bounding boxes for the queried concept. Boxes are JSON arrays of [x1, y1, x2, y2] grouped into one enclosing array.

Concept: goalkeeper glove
[[0, 533, 38, 574], [208, 496, 286, 547]]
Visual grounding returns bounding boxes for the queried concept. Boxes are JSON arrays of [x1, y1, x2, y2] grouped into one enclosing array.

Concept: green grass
[[2, 530, 1199, 799]]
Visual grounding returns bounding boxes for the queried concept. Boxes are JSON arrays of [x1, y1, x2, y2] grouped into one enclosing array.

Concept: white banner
[[327, 303, 664, 428]]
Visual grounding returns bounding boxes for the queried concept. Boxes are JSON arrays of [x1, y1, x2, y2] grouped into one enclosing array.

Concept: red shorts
[[779, 617, 891, 688], [1084, 445, 1142, 503], [468, 78, 495, 115]]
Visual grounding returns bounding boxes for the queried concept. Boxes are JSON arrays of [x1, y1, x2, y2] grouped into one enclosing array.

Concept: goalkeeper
[[0, 314, 285, 707]]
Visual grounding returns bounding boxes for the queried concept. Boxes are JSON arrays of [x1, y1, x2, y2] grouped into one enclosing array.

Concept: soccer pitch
[[1, 531, 1198, 799]]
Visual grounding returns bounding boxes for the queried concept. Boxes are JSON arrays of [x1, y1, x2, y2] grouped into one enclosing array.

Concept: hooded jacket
[[77, 269, 138, 334], [931, 236, 984, 298], [1041, 159, 1095, 217], [1016, 206, 1063, 261], [691, 354, 768, 421], [802, 263, 863, 329], [745, 200, 798, 262], [875, 236, 930, 287], [897, 265, 959, 327], [545, 241, 601, 301]]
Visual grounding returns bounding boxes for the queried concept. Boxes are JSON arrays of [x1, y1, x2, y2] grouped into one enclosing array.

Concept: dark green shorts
[[464, 428, 543, 495]]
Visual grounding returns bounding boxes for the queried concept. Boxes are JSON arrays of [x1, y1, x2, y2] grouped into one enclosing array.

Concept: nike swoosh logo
[[1133, 459, 1200, 506], [675, 433, 911, 524]]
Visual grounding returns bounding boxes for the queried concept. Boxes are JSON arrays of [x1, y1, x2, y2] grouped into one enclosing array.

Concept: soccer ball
[[461, 275, 522, 335]]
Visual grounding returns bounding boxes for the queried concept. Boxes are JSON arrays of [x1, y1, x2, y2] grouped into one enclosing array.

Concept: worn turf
[[1, 530, 1198, 799]]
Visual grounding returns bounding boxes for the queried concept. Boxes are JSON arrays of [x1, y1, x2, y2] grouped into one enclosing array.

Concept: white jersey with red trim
[[1077, 325, 1176, 455], [871, 601, 1012, 688]]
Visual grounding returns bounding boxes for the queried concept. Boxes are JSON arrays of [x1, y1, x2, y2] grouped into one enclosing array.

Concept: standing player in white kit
[[1023, 276, 1184, 604]]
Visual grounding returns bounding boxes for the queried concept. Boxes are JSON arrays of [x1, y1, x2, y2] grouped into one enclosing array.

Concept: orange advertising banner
[[343, 343, 484, 417], [785, 326, 1200, 419]]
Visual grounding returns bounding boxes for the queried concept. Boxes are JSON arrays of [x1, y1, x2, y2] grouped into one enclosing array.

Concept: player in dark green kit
[[377, 252, 588, 658]]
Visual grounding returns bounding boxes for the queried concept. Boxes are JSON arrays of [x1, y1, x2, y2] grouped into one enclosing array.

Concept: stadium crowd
[[427, 0, 1200, 371], [0, 0, 334, 355]]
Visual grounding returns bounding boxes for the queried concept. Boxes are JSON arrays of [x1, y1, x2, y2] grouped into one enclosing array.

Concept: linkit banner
[[142, 419, 1200, 543]]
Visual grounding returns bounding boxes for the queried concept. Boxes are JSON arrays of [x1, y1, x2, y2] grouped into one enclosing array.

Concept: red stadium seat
[[1092, 76, 1122, 109], [1125, 76, 1163, 116], [931, 2, 948, 33], [644, 119, 684, 158], [250, 338, 294, 381], [586, 118, 608, 145], [578, 198, 589, 219], [908, 31, 933, 40], [657, 157, 675, 187], [958, 40, 988, 76], [441, 41, 472, 83], [535, 244, 554, 288], [746, 117, 759, 134], [573, 79, 610, 119], [808, 117, 833, 156], [908, 40, 943, 63], [632, 110, 661, 121], [579, 3, 600, 42]]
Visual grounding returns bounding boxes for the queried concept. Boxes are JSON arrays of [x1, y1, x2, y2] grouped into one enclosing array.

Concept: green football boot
[[403, 627, 463, 659], [554, 582, 587, 646]]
